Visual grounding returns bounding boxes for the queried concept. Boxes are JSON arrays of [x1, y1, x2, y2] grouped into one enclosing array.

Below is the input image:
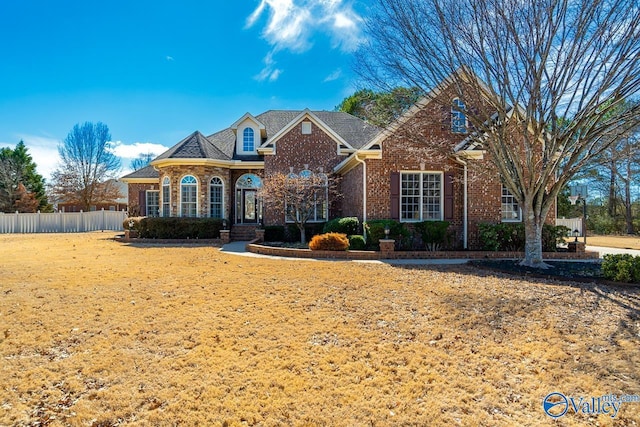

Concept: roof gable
[[154, 131, 230, 161]]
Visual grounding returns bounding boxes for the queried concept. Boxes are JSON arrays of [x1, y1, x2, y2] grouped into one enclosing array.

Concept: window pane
[[422, 174, 441, 220], [243, 128, 254, 151], [501, 186, 521, 221], [210, 177, 223, 219], [401, 174, 421, 220], [146, 191, 159, 217]]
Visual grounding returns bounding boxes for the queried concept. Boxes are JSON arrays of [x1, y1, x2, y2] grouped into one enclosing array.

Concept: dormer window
[[243, 128, 255, 152]]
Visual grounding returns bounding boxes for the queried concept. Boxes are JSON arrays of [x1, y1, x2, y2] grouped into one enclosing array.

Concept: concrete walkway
[[221, 241, 640, 264], [587, 246, 640, 257]]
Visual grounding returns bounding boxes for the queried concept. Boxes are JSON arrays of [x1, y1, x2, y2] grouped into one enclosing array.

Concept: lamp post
[[570, 184, 588, 245], [573, 229, 579, 243]]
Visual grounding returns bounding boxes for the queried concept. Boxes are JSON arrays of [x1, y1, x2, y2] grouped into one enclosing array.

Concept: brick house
[[121, 81, 555, 248]]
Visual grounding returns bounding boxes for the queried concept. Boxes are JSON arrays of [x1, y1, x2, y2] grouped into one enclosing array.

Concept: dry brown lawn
[[1, 233, 639, 426], [586, 235, 640, 251]]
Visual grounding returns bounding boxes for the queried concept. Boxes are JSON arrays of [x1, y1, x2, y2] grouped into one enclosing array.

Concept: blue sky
[[0, 0, 367, 179]]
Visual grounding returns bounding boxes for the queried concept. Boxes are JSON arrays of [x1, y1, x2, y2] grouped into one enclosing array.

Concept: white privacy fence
[[556, 217, 583, 236], [0, 210, 127, 234]]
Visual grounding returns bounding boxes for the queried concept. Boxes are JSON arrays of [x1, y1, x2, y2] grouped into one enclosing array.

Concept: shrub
[[123, 216, 144, 231], [286, 223, 326, 243], [478, 223, 567, 252], [139, 217, 224, 239], [543, 225, 570, 252], [309, 232, 350, 251], [414, 221, 450, 251], [348, 235, 366, 250], [364, 220, 410, 250], [264, 225, 285, 242], [323, 217, 360, 236], [602, 254, 640, 283]]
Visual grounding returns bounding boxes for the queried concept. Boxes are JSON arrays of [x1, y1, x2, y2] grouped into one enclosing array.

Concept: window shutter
[[390, 172, 400, 220], [139, 190, 147, 216], [444, 172, 454, 221]]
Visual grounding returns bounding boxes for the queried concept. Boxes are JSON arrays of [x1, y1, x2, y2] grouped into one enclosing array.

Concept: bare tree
[[49, 122, 121, 211], [358, 0, 640, 267], [130, 152, 155, 171], [259, 171, 335, 244]]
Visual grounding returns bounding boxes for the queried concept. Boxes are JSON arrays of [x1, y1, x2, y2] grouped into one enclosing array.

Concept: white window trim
[[400, 171, 444, 222], [146, 190, 160, 217], [301, 121, 312, 135], [240, 126, 257, 154], [162, 177, 170, 217], [180, 175, 199, 218], [209, 176, 225, 219], [501, 185, 522, 222]]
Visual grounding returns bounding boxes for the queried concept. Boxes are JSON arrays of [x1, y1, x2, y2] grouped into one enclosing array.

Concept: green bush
[[478, 223, 567, 252], [364, 220, 410, 250], [139, 217, 224, 239], [602, 254, 640, 283], [414, 221, 450, 251], [348, 235, 366, 250], [123, 217, 144, 231], [323, 217, 360, 236], [264, 225, 285, 242], [543, 225, 570, 252], [309, 232, 350, 251]]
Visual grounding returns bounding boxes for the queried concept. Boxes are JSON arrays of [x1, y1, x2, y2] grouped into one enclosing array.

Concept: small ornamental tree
[[259, 171, 336, 244]]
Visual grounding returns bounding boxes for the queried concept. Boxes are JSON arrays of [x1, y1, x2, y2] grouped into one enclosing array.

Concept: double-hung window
[[501, 185, 522, 221], [180, 175, 198, 217], [401, 172, 442, 221], [146, 190, 159, 217], [162, 177, 170, 217], [209, 177, 224, 219]]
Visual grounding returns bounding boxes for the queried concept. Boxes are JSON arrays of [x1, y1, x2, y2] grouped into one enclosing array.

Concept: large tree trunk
[[608, 155, 617, 218], [520, 206, 549, 269], [625, 160, 634, 235], [299, 224, 307, 244]]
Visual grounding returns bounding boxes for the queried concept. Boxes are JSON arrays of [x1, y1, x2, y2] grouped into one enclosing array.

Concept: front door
[[235, 173, 262, 225], [243, 189, 257, 223]]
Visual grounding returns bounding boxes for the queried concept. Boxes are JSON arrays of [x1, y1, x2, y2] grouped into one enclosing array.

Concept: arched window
[[162, 177, 171, 217], [210, 177, 224, 219], [451, 98, 467, 133], [243, 127, 255, 152], [180, 175, 198, 217]]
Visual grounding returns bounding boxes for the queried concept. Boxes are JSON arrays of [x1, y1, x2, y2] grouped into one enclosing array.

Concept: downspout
[[453, 156, 468, 249], [354, 152, 367, 238]]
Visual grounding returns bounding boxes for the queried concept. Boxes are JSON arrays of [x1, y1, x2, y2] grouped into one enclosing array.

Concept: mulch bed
[[469, 259, 640, 287]]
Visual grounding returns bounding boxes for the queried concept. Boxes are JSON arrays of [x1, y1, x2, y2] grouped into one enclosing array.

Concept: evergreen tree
[[0, 141, 50, 212]]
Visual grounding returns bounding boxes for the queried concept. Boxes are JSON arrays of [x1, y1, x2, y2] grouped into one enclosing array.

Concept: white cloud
[[165, 55, 174, 61], [108, 141, 168, 159], [323, 68, 342, 82], [255, 52, 284, 82], [246, 0, 364, 53]]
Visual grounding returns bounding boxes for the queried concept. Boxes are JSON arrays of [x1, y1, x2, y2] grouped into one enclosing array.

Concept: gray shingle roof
[[154, 111, 382, 163], [155, 131, 230, 161], [121, 164, 159, 180]]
